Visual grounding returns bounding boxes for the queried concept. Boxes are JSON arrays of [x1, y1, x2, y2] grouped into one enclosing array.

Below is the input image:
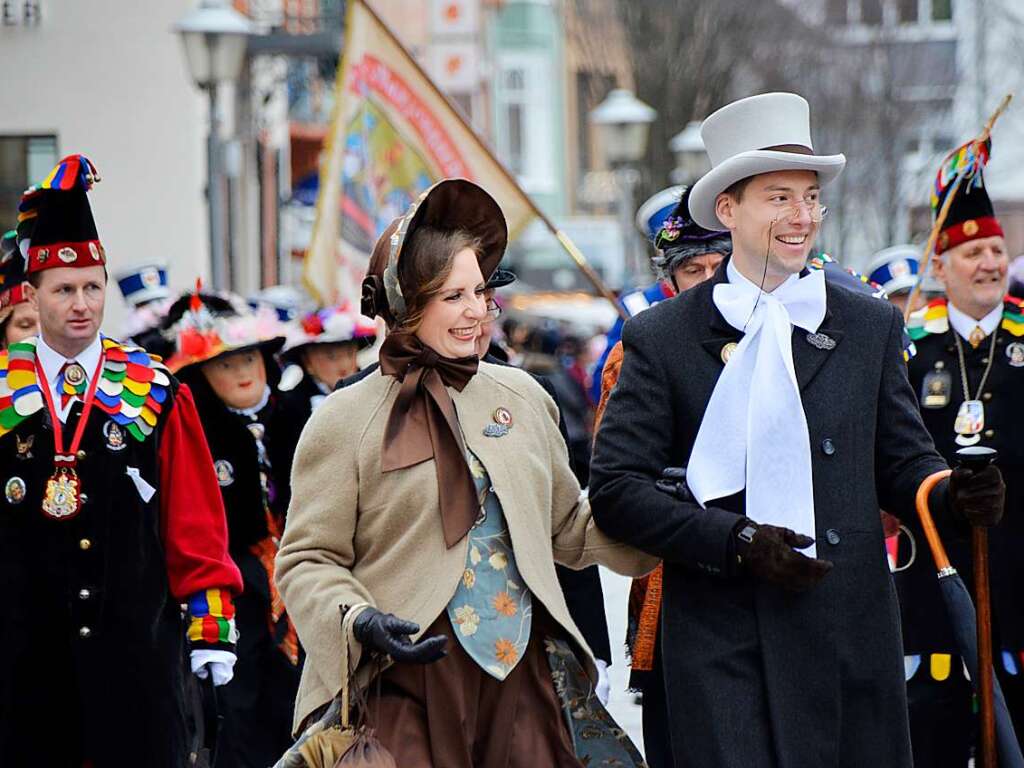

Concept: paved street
[[600, 567, 646, 757]]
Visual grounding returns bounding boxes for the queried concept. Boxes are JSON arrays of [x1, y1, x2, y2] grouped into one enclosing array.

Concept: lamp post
[[175, 0, 257, 291], [669, 121, 709, 186], [590, 89, 656, 289]]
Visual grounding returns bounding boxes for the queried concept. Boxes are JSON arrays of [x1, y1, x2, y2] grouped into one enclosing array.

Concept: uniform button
[[821, 438, 836, 456], [826, 529, 841, 545], [983, 392, 993, 402], [984, 429, 995, 438], [80, 494, 88, 504], [76, 450, 87, 460], [78, 589, 91, 600], [981, 358, 990, 365], [79, 538, 92, 551], [78, 626, 91, 639]]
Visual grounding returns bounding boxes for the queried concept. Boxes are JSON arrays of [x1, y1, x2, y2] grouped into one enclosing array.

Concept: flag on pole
[[303, 0, 535, 306]]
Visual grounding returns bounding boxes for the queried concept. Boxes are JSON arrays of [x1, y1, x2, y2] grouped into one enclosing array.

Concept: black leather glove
[[351, 607, 448, 664], [655, 467, 693, 502], [734, 520, 833, 592], [950, 464, 1005, 527]]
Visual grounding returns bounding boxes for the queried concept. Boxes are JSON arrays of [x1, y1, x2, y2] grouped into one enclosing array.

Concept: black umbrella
[[916, 448, 1023, 768]]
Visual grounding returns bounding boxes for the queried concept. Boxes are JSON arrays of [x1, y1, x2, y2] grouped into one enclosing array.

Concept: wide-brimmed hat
[[282, 305, 377, 359], [362, 179, 507, 325], [163, 285, 285, 374], [688, 93, 846, 230]]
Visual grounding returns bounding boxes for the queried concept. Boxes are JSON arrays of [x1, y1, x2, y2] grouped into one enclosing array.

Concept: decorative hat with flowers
[[163, 282, 285, 375], [281, 304, 376, 361]]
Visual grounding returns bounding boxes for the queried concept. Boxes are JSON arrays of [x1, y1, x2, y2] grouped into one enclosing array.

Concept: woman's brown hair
[[395, 226, 483, 332]]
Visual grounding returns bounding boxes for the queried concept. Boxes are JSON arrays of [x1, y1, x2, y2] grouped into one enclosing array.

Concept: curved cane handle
[[915, 470, 953, 573]]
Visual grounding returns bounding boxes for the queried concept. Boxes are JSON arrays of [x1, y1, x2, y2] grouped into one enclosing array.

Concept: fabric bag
[[273, 603, 396, 768]]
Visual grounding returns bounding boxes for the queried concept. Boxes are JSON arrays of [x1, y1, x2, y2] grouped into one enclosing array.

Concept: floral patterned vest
[[447, 451, 532, 680]]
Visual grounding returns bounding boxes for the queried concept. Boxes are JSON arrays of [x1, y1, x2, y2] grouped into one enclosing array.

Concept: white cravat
[[35, 334, 102, 423], [947, 301, 1002, 342], [687, 260, 827, 556]]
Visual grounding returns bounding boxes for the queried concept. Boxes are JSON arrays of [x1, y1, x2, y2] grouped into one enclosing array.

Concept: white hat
[[688, 93, 846, 230]]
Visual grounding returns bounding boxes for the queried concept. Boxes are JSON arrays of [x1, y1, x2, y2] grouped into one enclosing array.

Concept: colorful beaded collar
[[907, 296, 1024, 341], [0, 336, 171, 442]]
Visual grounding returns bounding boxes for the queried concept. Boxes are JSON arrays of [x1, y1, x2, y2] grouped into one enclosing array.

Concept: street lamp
[[175, 0, 258, 290], [670, 121, 709, 186], [590, 88, 657, 289]]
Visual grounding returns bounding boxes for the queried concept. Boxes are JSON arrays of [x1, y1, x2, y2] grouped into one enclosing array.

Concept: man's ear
[[931, 254, 947, 285], [26, 282, 39, 310], [715, 193, 737, 231]]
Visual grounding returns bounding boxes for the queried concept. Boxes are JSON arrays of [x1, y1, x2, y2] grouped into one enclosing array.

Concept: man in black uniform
[[0, 155, 242, 767], [900, 135, 1024, 766]]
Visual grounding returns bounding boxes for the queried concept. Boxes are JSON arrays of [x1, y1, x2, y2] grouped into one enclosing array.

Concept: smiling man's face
[[715, 170, 821, 290], [934, 235, 1009, 319]]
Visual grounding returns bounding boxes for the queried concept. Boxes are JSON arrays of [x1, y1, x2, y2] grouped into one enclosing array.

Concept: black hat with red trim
[[932, 138, 1004, 255], [16, 154, 105, 274]]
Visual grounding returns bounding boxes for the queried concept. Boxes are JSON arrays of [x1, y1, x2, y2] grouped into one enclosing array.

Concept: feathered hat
[[931, 138, 1003, 255]]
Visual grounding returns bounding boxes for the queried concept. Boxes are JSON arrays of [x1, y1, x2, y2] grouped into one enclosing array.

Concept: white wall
[[0, 0, 210, 335]]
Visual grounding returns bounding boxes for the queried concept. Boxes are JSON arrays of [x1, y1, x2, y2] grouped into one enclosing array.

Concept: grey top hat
[[688, 93, 846, 230]]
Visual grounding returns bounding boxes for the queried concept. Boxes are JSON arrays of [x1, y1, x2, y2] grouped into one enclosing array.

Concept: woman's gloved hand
[[351, 607, 448, 664]]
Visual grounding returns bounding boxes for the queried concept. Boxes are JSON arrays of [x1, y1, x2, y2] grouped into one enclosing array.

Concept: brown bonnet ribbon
[[379, 332, 480, 548]]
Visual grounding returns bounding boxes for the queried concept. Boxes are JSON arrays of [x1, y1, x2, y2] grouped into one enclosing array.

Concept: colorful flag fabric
[[304, 0, 535, 306]]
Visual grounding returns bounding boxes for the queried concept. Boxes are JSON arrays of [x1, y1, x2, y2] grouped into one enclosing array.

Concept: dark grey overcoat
[[589, 259, 952, 768]]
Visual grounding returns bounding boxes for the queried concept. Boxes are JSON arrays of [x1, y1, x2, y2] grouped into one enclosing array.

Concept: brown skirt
[[363, 608, 584, 768]]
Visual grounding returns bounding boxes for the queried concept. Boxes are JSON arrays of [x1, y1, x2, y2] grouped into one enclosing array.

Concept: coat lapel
[[699, 260, 743, 366], [791, 291, 844, 392]]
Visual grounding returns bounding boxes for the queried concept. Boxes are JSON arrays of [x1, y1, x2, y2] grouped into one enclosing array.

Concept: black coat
[[589, 259, 951, 768], [897, 319, 1024, 653], [0, 387, 189, 767], [336, 356, 613, 664]]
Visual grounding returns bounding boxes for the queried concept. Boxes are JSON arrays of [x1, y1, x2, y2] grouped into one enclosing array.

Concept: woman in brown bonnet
[[276, 179, 655, 767]]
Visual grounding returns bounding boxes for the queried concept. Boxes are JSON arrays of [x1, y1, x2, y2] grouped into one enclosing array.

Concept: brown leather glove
[[950, 464, 1006, 527], [734, 520, 833, 592]]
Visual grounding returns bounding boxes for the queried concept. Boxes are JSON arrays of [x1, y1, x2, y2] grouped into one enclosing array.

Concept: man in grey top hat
[[590, 92, 1005, 766]]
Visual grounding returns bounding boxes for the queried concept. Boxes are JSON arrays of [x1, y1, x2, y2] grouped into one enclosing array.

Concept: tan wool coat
[[276, 361, 658, 731]]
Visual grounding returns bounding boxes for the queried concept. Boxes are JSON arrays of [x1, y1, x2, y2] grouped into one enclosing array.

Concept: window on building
[[898, 0, 919, 23], [860, 0, 884, 25], [825, 0, 848, 24], [0, 136, 58, 224], [495, 53, 555, 194], [932, 0, 952, 21]]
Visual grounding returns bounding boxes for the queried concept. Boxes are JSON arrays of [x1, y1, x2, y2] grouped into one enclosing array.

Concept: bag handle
[[340, 602, 372, 730]]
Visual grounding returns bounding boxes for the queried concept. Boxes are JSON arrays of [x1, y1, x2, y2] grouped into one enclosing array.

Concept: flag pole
[[355, 0, 628, 321]]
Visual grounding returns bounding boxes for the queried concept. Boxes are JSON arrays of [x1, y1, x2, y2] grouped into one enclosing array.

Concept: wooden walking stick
[[915, 446, 1016, 768], [961, 446, 1000, 768]]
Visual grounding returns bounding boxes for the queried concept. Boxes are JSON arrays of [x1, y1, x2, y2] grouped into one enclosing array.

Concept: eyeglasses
[[771, 199, 828, 223], [485, 298, 502, 320]]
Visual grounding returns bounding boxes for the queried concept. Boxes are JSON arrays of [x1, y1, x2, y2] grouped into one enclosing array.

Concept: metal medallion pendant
[[953, 399, 984, 447], [63, 362, 87, 387], [42, 467, 82, 520]]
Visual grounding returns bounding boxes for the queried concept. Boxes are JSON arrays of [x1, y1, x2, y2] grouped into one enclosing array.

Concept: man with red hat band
[[0, 155, 242, 767], [899, 137, 1024, 765]]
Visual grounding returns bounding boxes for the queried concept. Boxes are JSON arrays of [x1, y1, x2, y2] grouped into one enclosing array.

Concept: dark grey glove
[[733, 519, 833, 592], [351, 607, 448, 664], [655, 467, 693, 502]]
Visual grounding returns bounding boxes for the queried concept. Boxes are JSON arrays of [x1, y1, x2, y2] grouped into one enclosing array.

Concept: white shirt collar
[[35, 333, 103, 385], [947, 302, 1002, 341], [34, 334, 103, 422]]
